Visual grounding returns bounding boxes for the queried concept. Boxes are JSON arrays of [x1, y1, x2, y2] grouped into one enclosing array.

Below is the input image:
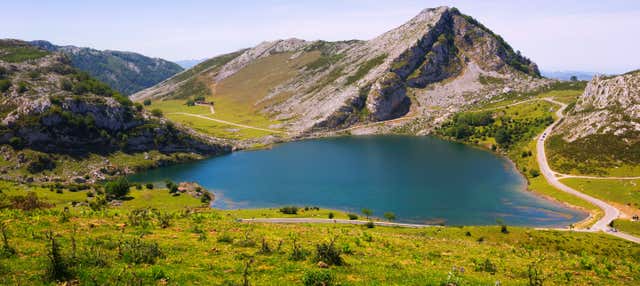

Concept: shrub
[[347, 214, 358, 220], [6, 192, 53, 210], [289, 236, 308, 261], [104, 178, 130, 200], [279, 206, 298, 215], [143, 99, 152, 106], [45, 231, 72, 282], [156, 212, 173, 229], [17, 82, 27, 93], [217, 233, 234, 243], [0, 222, 16, 258], [0, 79, 10, 92], [383, 212, 396, 221], [365, 221, 375, 228], [361, 208, 372, 219], [302, 270, 335, 286], [529, 169, 540, 178], [27, 155, 56, 174], [119, 238, 164, 264], [145, 183, 154, 189], [134, 102, 143, 111], [8, 137, 24, 150], [151, 109, 163, 117], [475, 258, 497, 274], [328, 212, 334, 219], [314, 238, 343, 266], [128, 208, 152, 227]]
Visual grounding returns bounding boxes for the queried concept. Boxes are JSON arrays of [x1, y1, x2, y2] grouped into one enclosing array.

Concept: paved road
[[239, 218, 434, 228], [536, 98, 640, 243], [169, 112, 284, 134]]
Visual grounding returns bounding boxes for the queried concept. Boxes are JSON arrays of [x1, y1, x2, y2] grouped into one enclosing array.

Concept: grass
[[562, 178, 640, 216], [1, 186, 639, 285], [613, 219, 640, 237], [147, 51, 321, 140], [0, 42, 48, 63]]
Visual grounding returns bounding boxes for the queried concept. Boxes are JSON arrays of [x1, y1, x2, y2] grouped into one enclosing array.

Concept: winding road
[[536, 98, 640, 243]]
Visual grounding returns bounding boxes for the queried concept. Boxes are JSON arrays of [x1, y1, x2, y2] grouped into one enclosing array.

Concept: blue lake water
[[130, 136, 586, 227]]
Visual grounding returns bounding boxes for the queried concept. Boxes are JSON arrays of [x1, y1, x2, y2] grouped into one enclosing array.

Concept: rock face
[[134, 6, 548, 134], [0, 39, 229, 155], [558, 70, 640, 141], [29, 40, 183, 95]]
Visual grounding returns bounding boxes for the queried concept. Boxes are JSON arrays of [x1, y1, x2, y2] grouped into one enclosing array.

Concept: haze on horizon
[[2, 0, 639, 74]]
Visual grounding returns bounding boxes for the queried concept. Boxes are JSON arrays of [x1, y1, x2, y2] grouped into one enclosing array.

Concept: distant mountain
[[29, 40, 183, 95], [134, 6, 548, 135], [0, 39, 229, 183], [542, 70, 597, 81], [175, 58, 207, 69]]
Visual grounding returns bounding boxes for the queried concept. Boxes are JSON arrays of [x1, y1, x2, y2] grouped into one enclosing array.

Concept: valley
[[1, 4, 639, 285]]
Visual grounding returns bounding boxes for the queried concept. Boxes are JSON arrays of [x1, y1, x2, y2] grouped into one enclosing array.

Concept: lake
[[130, 136, 586, 227]]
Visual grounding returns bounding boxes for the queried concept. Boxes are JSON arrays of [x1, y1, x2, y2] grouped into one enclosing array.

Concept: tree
[[494, 127, 511, 146], [143, 99, 152, 106], [361, 208, 372, 220], [104, 178, 130, 200], [570, 75, 578, 82], [383, 212, 396, 221]]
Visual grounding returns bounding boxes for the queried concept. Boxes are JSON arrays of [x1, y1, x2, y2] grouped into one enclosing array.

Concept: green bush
[[17, 82, 27, 93], [279, 206, 298, 215], [314, 238, 343, 266], [0, 79, 10, 92], [8, 137, 24, 150], [143, 99, 152, 106], [120, 238, 164, 264], [151, 109, 163, 117], [347, 214, 358, 220], [302, 270, 335, 286], [27, 155, 56, 174], [104, 178, 130, 200]]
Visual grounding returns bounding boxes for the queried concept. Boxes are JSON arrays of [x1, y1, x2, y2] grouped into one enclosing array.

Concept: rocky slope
[[29, 40, 183, 95], [134, 6, 550, 136], [557, 70, 640, 141], [0, 40, 230, 182]]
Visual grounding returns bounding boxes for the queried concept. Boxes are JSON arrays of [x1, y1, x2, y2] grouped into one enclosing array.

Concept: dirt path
[[169, 112, 284, 134], [195, 103, 215, 114], [239, 218, 434, 228], [536, 98, 639, 243]]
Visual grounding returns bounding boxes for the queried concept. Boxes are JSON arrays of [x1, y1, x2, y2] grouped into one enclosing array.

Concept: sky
[[2, 0, 639, 74]]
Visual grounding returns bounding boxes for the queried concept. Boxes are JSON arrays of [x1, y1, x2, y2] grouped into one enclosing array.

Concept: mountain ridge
[[29, 40, 183, 95], [134, 6, 550, 139]]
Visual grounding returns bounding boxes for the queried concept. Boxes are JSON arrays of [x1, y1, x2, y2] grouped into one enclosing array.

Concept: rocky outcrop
[[0, 40, 230, 156], [366, 73, 410, 121], [558, 70, 640, 141]]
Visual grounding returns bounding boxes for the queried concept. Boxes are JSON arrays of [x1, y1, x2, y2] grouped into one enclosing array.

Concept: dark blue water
[[130, 136, 586, 227]]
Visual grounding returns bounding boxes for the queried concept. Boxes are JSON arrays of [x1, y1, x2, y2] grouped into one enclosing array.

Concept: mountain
[[29, 40, 183, 95], [175, 58, 207, 69], [0, 39, 229, 183], [541, 70, 596, 81], [133, 7, 549, 137], [548, 69, 640, 174]]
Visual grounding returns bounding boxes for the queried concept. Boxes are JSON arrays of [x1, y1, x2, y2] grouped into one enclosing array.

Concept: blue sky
[[2, 0, 639, 73]]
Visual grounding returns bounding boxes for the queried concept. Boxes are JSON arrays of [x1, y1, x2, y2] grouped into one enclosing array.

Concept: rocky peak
[[559, 70, 640, 141]]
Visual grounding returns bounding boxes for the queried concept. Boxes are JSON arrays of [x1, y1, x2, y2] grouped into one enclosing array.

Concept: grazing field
[[0, 185, 638, 285]]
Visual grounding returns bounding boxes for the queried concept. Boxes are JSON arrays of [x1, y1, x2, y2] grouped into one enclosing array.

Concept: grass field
[[562, 178, 640, 215], [1, 185, 639, 285], [145, 51, 322, 141]]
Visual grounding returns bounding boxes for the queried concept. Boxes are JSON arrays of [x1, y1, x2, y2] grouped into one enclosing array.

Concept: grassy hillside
[[145, 51, 321, 141], [0, 184, 638, 285]]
